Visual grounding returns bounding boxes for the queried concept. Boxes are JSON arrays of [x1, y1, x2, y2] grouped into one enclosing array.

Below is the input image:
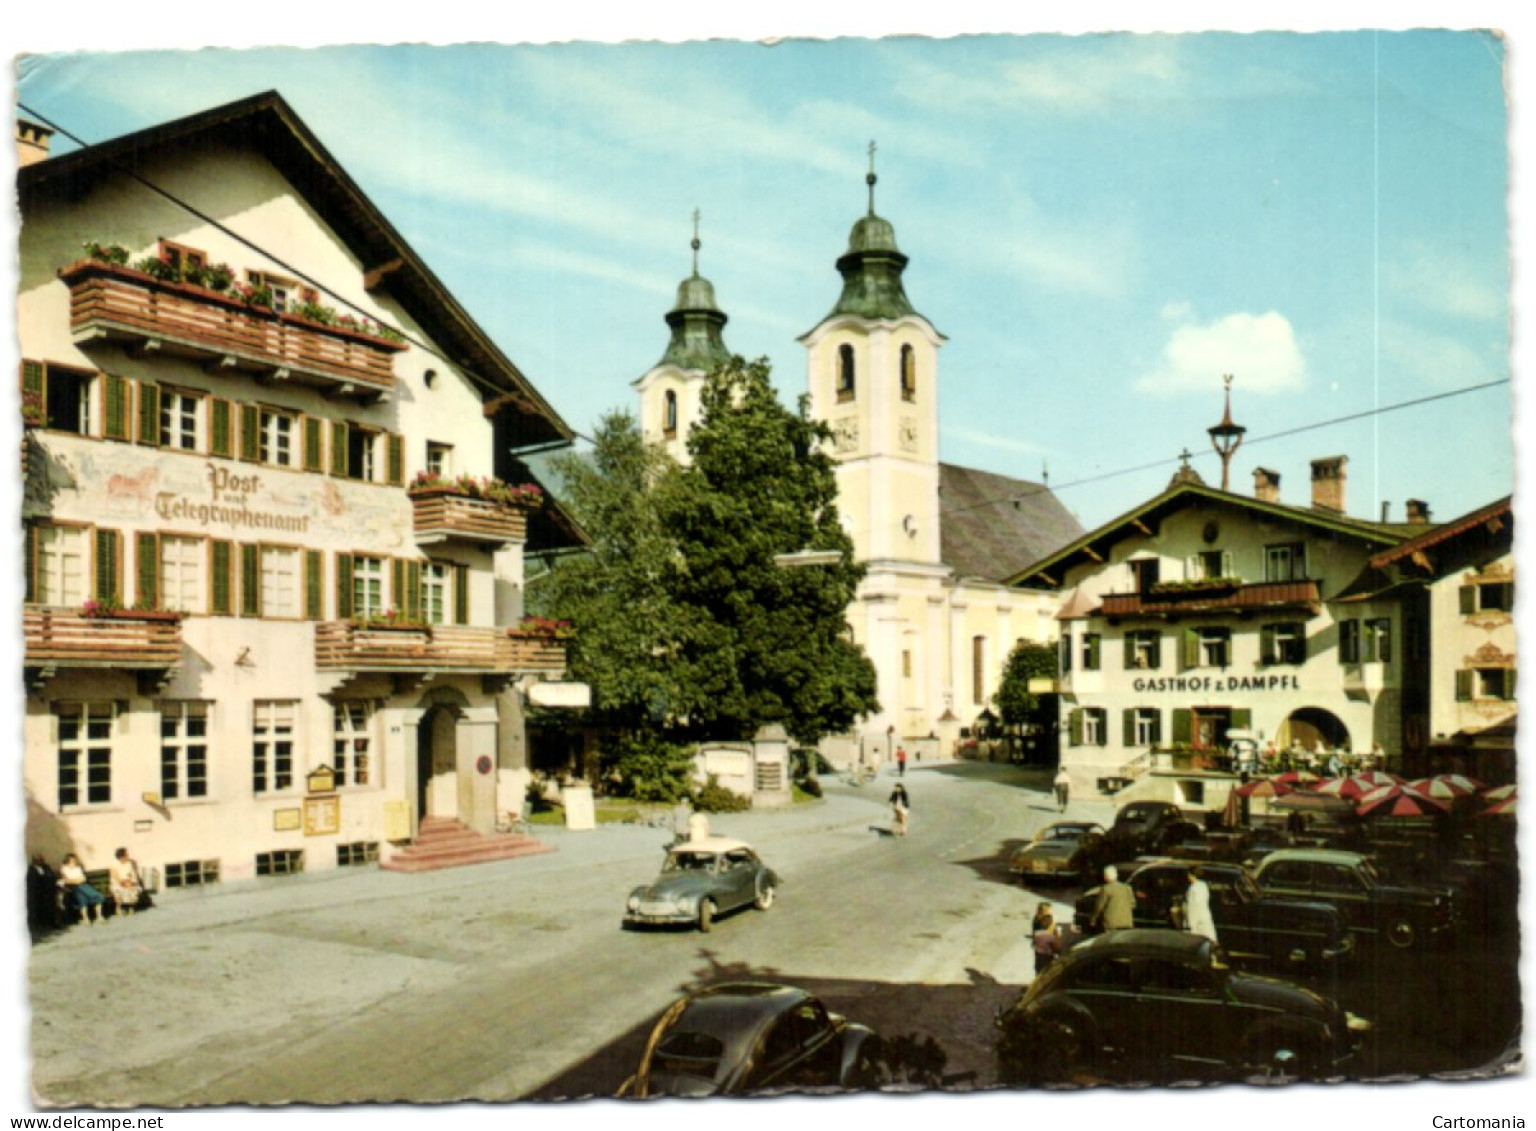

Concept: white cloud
[[1386, 242, 1507, 323], [1379, 319, 1505, 387], [1136, 309, 1306, 395]]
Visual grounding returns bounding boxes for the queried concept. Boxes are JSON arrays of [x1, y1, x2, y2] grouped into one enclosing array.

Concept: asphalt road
[[28, 759, 1078, 1106]]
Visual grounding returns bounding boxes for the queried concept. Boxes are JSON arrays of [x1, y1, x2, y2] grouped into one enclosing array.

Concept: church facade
[[634, 176, 1081, 762]]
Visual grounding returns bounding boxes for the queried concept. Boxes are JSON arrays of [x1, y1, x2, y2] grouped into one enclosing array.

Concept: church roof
[[938, 463, 1085, 582], [658, 271, 732, 371]]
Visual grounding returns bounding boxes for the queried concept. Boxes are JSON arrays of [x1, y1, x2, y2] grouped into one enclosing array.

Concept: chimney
[[17, 119, 54, 168], [1253, 467, 1281, 504], [1310, 456, 1347, 514], [1406, 498, 1432, 525]]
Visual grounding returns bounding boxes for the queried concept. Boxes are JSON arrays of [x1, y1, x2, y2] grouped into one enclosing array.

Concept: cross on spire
[[690, 208, 701, 276], [866, 139, 878, 214]]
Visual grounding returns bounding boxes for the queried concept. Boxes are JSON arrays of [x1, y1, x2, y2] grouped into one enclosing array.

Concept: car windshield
[[1043, 826, 1086, 842], [664, 852, 720, 874], [1119, 806, 1155, 823]]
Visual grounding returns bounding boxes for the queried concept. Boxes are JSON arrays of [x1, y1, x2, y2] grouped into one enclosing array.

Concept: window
[[836, 344, 856, 402], [1462, 580, 1515, 614], [159, 240, 207, 272], [1339, 619, 1361, 664], [44, 365, 93, 434], [163, 859, 219, 888], [35, 524, 87, 606], [57, 702, 114, 808], [1195, 550, 1230, 581], [347, 428, 378, 482], [1075, 707, 1107, 747], [336, 842, 379, 867], [420, 562, 450, 625], [252, 700, 297, 795], [333, 701, 374, 788], [662, 391, 678, 438], [352, 555, 386, 618], [1265, 543, 1306, 582], [1130, 558, 1161, 593], [260, 547, 299, 619], [255, 849, 304, 876], [426, 442, 453, 477], [1132, 708, 1161, 746], [160, 701, 210, 801], [900, 344, 916, 402], [159, 535, 206, 614], [1125, 630, 1162, 670], [1187, 626, 1230, 669], [1458, 668, 1516, 702], [158, 388, 202, 451], [1081, 633, 1101, 671], [1362, 618, 1392, 663], [1059, 633, 1073, 674], [972, 636, 987, 705], [259, 408, 296, 467], [247, 270, 298, 313], [1260, 623, 1306, 666]]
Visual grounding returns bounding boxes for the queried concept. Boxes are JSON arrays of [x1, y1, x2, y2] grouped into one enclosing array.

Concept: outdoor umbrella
[[1480, 796, 1517, 817], [1351, 771, 1406, 788], [1355, 784, 1450, 818], [1483, 783, 1518, 802], [1314, 775, 1382, 800], [1271, 771, 1320, 787], [1235, 778, 1295, 799], [1273, 792, 1356, 816], [1409, 774, 1485, 799]]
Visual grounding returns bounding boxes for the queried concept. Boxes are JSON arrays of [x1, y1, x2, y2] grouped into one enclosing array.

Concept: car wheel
[[846, 1042, 893, 1089], [755, 882, 776, 911], [1386, 919, 1416, 949], [1242, 1026, 1320, 1081], [698, 899, 715, 933], [1006, 1013, 1092, 1085]]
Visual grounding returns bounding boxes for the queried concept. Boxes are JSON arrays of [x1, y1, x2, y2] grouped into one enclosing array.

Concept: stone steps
[[379, 816, 555, 874]]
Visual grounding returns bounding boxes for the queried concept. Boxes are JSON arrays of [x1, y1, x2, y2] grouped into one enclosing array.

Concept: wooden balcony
[[410, 489, 530, 545], [1098, 580, 1322, 621], [61, 260, 404, 400], [24, 606, 182, 688], [315, 622, 568, 678]]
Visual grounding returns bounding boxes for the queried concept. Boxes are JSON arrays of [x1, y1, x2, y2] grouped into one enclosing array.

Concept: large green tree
[[665, 358, 878, 745], [993, 639, 1059, 728]]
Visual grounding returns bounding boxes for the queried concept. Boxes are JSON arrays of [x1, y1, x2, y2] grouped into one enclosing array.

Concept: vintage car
[[995, 929, 1371, 1085], [624, 837, 779, 932], [624, 982, 888, 1096], [1072, 860, 1354, 969], [1009, 821, 1109, 885], [1105, 801, 1203, 858], [1251, 848, 1455, 950]]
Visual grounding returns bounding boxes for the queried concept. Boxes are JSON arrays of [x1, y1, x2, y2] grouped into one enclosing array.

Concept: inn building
[[1008, 452, 1441, 808], [18, 94, 586, 884], [634, 174, 1081, 759]]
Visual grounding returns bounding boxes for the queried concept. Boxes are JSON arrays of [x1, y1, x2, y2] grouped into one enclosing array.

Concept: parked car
[[1251, 847, 1455, 950], [624, 837, 779, 932], [995, 929, 1371, 1084], [1009, 821, 1109, 885], [624, 982, 888, 1096], [1072, 860, 1353, 969], [1105, 801, 1203, 858]]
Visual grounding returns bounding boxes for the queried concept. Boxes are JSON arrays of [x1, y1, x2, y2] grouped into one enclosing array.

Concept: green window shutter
[[453, 563, 470, 625], [1068, 708, 1083, 747], [1231, 707, 1252, 731], [302, 416, 325, 472], [1459, 585, 1476, 615], [21, 359, 45, 396], [386, 433, 404, 486], [239, 543, 261, 617], [330, 420, 349, 477], [1059, 635, 1072, 674], [1182, 627, 1199, 670], [304, 550, 323, 620], [1122, 708, 1136, 746], [93, 528, 121, 602], [1503, 669, 1517, 701], [1083, 634, 1100, 670], [1123, 634, 1136, 671], [210, 399, 233, 457], [391, 558, 405, 614], [239, 404, 260, 462], [23, 525, 36, 603], [102, 373, 131, 440], [406, 560, 422, 621], [1171, 708, 1192, 745], [210, 541, 233, 615], [135, 532, 159, 609], [1455, 670, 1472, 702], [136, 382, 161, 446], [1148, 711, 1161, 745], [1260, 625, 1276, 665], [335, 553, 354, 619], [1147, 633, 1161, 670]]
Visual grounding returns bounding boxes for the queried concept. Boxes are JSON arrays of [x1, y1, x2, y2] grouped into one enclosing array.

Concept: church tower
[[800, 147, 945, 566], [633, 212, 732, 465]]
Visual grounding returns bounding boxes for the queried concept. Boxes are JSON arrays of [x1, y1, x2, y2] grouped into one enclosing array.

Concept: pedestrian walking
[[889, 783, 910, 836], [1184, 866, 1218, 943], [1089, 865, 1134, 932], [1053, 765, 1071, 811], [1032, 903, 1064, 977], [897, 746, 908, 777]]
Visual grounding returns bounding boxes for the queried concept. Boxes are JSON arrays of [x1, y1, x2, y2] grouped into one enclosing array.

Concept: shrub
[[797, 776, 823, 799], [693, 774, 751, 813], [613, 731, 696, 803]]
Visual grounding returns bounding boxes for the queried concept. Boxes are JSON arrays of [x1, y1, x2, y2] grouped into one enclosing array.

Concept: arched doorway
[[1279, 707, 1351, 751], [417, 703, 461, 820]]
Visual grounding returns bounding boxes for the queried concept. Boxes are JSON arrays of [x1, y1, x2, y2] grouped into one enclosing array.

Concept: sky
[[8, 25, 1516, 533], [3, 6, 1533, 1130]]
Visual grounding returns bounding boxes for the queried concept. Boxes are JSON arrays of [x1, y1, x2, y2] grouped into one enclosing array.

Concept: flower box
[[24, 606, 183, 669]]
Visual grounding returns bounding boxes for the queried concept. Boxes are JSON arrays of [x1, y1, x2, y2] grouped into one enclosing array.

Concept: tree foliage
[[993, 639, 1058, 729]]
